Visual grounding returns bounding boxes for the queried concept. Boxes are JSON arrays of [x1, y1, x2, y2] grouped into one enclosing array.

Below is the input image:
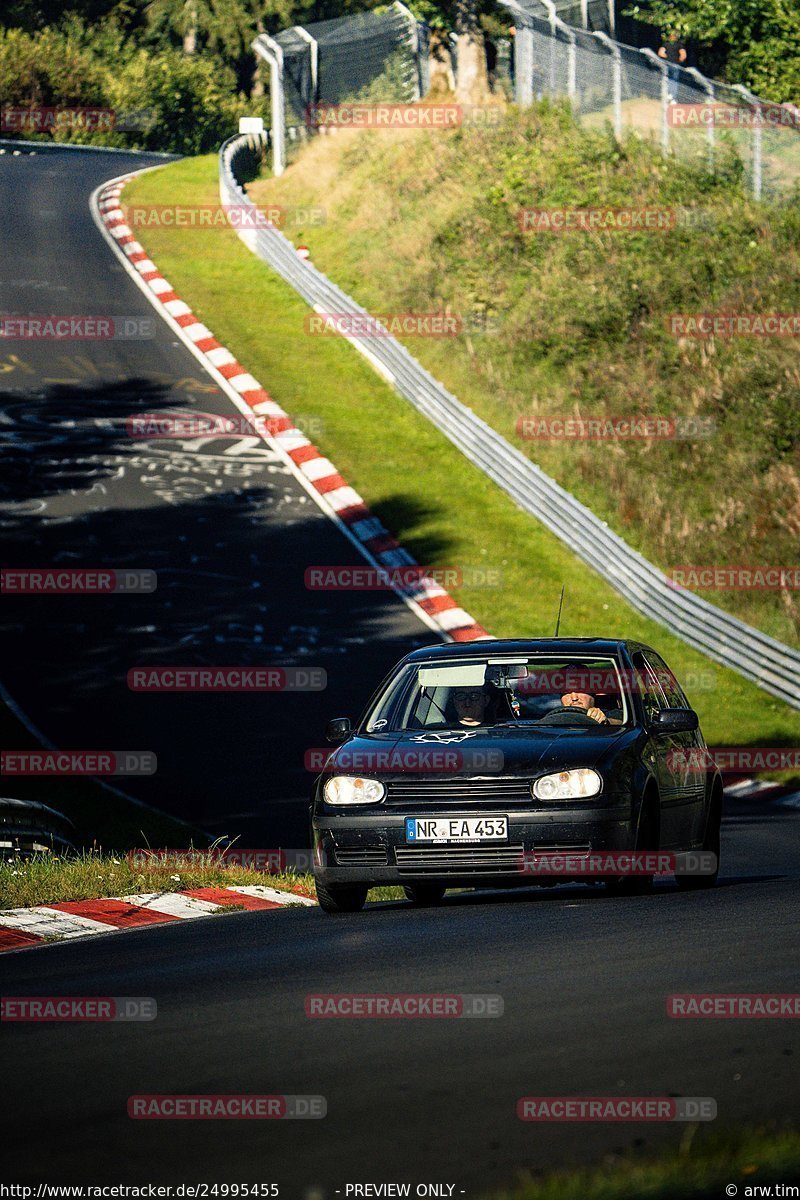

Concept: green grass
[[248, 103, 800, 650], [0, 850, 314, 910], [481, 1126, 800, 1200], [119, 155, 800, 757]]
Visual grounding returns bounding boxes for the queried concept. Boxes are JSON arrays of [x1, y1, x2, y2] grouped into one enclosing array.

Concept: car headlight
[[323, 775, 386, 806], [532, 768, 602, 801]]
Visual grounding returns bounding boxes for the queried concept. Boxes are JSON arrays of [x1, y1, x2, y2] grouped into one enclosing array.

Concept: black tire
[[676, 789, 721, 891], [314, 879, 368, 913], [403, 883, 447, 906], [606, 791, 658, 896]]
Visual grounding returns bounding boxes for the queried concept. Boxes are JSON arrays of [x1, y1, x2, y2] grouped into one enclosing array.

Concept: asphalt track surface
[[0, 144, 435, 845], [2, 147, 799, 1193], [3, 793, 799, 1189]]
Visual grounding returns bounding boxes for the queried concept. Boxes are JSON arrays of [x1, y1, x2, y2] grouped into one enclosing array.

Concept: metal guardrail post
[[253, 34, 286, 176], [684, 67, 715, 169], [593, 31, 621, 138], [732, 83, 763, 200], [640, 47, 669, 152]]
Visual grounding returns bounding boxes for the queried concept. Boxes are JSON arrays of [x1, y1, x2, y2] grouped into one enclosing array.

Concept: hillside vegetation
[[249, 104, 800, 647]]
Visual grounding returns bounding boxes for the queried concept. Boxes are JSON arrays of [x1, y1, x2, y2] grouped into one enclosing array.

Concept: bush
[[0, 16, 269, 154]]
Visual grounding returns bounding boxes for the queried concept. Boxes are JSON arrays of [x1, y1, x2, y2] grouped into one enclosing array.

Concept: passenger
[[451, 687, 492, 727]]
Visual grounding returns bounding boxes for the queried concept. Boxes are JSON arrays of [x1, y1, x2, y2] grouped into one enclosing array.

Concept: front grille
[[334, 846, 388, 866], [394, 843, 526, 874], [386, 778, 531, 808]]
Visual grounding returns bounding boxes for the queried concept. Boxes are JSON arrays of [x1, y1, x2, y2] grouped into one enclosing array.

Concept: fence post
[[538, 0, 559, 95], [593, 31, 621, 139], [515, 21, 535, 106], [685, 67, 715, 170], [580, 0, 588, 29], [640, 47, 669, 153], [394, 0, 424, 100], [253, 34, 286, 176], [732, 83, 763, 200], [607, 0, 615, 35], [554, 16, 577, 107], [293, 25, 318, 104]]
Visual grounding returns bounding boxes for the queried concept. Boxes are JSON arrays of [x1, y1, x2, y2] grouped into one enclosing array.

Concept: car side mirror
[[653, 708, 698, 734], [325, 717, 352, 745]]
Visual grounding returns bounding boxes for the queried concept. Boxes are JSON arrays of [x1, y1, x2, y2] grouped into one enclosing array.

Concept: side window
[[645, 651, 689, 709], [631, 652, 668, 724]]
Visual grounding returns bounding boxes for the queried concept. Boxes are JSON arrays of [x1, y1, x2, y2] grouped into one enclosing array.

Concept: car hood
[[325, 726, 631, 778]]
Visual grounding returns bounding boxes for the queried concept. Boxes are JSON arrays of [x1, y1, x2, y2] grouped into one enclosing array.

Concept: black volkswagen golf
[[310, 639, 723, 912]]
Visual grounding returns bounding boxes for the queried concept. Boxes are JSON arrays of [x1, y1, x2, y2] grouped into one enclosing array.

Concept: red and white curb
[[0, 885, 315, 953], [92, 173, 490, 644]]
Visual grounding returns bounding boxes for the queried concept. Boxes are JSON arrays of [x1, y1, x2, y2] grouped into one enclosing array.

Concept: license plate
[[405, 816, 508, 844]]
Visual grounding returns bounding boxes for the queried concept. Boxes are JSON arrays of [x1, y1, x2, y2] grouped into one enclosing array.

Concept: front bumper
[[312, 798, 633, 885]]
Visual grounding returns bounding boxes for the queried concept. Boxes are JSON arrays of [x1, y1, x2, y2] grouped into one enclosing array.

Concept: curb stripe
[[46, 898, 178, 927], [92, 175, 490, 645]]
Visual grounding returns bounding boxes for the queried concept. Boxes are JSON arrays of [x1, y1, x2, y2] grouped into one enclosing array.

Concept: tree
[[628, 0, 800, 102], [408, 0, 503, 103]]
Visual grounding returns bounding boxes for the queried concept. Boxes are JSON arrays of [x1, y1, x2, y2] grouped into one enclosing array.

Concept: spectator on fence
[[658, 31, 687, 104]]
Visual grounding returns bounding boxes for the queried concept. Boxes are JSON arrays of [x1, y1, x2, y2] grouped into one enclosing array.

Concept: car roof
[[404, 638, 649, 662]]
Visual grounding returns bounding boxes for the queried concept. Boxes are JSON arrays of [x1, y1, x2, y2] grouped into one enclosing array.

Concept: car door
[[631, 651, 684, 849], [644, 650, 707, 845]]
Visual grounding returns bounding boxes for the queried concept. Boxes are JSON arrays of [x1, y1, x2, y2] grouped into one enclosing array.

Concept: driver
[[561, 689, 622, 726], [452, 687, 492, 727]]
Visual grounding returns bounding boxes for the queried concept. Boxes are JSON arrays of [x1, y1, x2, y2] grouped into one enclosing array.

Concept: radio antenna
[[554, 585, 565, 637]]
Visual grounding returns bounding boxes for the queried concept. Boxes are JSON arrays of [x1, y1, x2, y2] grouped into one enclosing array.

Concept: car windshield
[[364, 655, 630, 733]]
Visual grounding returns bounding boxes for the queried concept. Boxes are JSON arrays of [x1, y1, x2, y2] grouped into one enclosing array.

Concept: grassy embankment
[[249, 103, 800, 649], [117, 152, 800, 760]]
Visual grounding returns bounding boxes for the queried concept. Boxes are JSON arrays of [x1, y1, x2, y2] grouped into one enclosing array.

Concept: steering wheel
[[537, 705, 603, 726]]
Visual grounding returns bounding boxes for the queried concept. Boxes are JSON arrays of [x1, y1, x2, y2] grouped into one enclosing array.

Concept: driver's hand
[[586, 707, 607, 724]]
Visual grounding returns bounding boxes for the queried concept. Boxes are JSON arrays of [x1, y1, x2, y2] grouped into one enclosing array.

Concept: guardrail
[[220, 132, 800, 709], [0, 797, 77, 858]]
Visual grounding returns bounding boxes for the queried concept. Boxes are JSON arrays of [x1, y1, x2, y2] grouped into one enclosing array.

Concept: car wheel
[[606, 791, 658, 897], [403, 883, 447, 907], [314, 879, 368, 913], [676, 789, 721, 891]]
